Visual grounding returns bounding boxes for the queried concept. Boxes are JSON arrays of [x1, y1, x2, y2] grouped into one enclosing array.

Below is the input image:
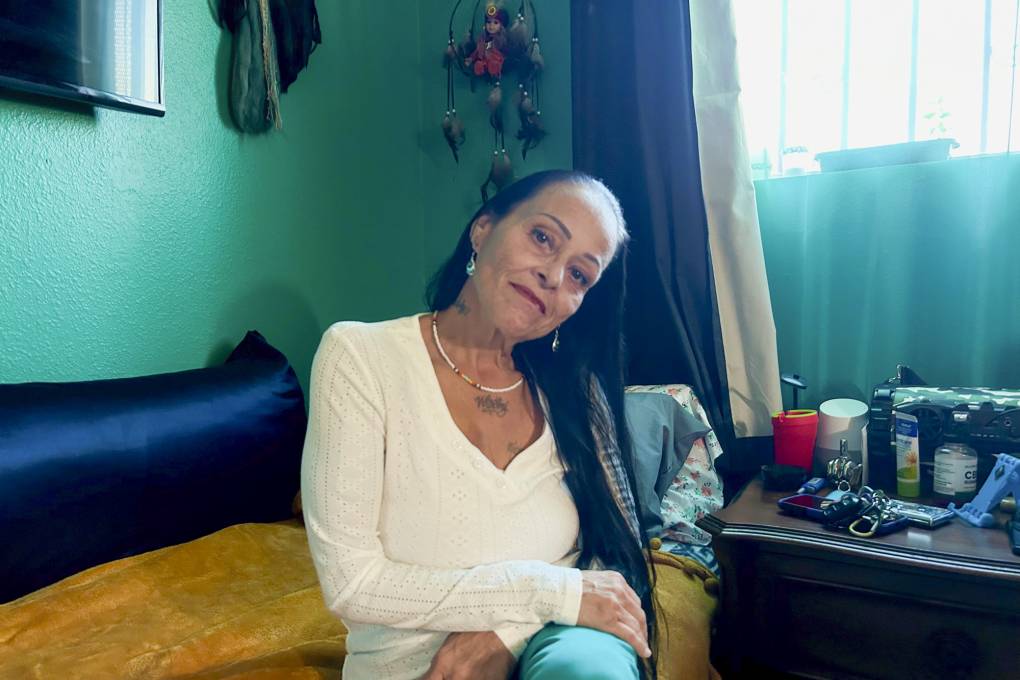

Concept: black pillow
[[0, 331, 307, 604]]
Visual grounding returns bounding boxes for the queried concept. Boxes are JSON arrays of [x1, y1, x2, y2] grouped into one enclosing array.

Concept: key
[[822, 495, 865, 526]]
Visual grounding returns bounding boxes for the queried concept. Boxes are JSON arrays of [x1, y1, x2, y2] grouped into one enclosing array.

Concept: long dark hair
[[425, 170, 658, 675]]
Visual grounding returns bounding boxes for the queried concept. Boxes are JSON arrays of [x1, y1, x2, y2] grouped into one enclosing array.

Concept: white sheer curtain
[[689, 0, 783, 438]]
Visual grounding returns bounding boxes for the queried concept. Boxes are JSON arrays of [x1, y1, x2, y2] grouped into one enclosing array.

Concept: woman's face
[[469, 184, 620, 343]]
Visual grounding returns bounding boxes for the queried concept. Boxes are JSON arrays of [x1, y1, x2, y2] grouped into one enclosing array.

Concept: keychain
[[820, 487, 908, 537], [821, 493, 866, 528], [827, 439, 863, 491], [847, 488, 897, 537]]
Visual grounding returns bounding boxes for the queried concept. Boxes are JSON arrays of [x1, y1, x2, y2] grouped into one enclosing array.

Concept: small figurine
[[466, 4, 509, 79]]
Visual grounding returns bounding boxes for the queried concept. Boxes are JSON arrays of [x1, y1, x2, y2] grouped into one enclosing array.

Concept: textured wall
[[0, 1, 573, 391], [0, 3, 426, 389]]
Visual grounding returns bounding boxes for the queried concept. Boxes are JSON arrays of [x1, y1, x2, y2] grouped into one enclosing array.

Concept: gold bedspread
[[0, 521, 717, 679]]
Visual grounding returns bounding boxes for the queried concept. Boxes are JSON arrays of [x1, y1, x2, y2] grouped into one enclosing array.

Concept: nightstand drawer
[[748, 572, 1019, 679]]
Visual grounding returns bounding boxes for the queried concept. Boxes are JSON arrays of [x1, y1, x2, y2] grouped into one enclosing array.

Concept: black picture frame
[[0, 0, 165, 117]]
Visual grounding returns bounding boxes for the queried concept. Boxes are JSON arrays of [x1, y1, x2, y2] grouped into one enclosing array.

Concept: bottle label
[[934, 453, 978, 495], [894, 413, 920, 497]]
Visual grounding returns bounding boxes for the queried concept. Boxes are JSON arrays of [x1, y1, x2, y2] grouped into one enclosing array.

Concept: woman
[[301, 170, 657, 679]]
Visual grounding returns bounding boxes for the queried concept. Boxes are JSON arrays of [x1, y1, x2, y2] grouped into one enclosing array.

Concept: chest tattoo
[[474, 394, 509, 417]]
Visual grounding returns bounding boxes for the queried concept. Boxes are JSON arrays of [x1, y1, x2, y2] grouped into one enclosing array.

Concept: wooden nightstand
[[697, 479, 1020, 679]]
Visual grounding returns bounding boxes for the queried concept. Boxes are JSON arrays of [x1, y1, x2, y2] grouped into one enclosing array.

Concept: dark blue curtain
[[571, 1, 737, 463]]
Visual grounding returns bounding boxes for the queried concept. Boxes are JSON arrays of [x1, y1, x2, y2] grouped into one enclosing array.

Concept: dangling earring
[[551, 327, 560, 353], [466, 250, 477, 277]]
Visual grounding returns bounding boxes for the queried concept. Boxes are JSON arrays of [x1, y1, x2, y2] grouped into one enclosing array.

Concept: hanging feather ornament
[[444, 37, 458, 67], [442, 110, 466, 162], [527, 36, 544, 73], [443, 0, 548, 192], [516, 85, 545, 159], [442, 2, 467, 162], [457, 0, 480, 73], [515, 1, 544, 159], [517, 85, 535, 116], [516, 111, 545, 159], [493, 147, 514, 187], [481, 147, 515, 202], [507, 6, 533, 53], [521, 1, 543, 79], [220, 0, 283, 133], [459, 27, 479, 93], [486, 81, 503, 112], [487, 81, 503, 134], [256, 0, 282, 130], [458, 28, 476, 63]]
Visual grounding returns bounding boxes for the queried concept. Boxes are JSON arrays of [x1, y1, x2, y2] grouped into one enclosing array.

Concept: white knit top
[[300, 314, 583, 680]]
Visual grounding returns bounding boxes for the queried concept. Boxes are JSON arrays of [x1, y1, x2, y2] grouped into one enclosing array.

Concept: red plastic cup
[[772, 409, 819, 471]]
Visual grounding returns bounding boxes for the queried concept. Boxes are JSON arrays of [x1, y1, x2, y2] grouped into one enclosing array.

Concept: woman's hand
[[418, 631, 515, 680], [577, 570, 652, 659]]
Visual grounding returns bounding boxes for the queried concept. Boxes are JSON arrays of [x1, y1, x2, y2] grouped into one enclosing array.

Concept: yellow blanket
[[0, 521, 717, 679], [647, 544, 721, 680]]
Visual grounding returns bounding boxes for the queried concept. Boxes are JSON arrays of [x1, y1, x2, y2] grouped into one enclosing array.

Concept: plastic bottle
[[933, 441, 978, 505], [895, 411, 920, 497]]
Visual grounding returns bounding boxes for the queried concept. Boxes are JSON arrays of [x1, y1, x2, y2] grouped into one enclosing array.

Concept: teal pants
[[515, 624, 640, 680]]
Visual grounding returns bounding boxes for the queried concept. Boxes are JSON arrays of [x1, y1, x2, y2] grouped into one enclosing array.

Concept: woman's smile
[[510, 282, 546, 314]]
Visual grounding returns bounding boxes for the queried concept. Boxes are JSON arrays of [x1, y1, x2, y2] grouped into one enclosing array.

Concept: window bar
[[1008, 0, 1020, 153], [908, 0, 920, 142], [981, 0, 993, 152], [778, 0, 789, 174], [840, 0, 851, 149]]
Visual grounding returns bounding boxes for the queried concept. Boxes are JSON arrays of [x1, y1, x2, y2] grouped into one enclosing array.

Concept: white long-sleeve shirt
[[300, 314, 584, 679]]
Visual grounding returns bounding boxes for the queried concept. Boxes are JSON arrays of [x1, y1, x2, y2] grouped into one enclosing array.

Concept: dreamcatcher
[[442, 1, 546, 201]]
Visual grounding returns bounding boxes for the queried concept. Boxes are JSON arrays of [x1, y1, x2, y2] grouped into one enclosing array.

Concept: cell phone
[[776, 493, 830, 521], [885, 499, 955, 529]]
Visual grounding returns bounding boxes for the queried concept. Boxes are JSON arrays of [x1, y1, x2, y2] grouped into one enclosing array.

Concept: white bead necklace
[[431, 311, 524, 393]]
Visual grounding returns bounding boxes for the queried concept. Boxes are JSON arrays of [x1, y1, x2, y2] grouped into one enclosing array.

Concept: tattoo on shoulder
[[453, 298, 470, 315], [475, 395, 509, 417]]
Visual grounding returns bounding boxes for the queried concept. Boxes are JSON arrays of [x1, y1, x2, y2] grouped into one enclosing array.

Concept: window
[[734, 0, 1020, 175]]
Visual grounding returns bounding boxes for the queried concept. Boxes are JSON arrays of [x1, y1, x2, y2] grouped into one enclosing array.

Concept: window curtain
[[758, 154, 1020, 408], [571, 0, 781, 472], [688, 1, 782, 441]]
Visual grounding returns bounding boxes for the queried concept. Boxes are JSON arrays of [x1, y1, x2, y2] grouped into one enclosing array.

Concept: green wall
[[757, 154, 1020, 408], [0, 2, 573, 391]]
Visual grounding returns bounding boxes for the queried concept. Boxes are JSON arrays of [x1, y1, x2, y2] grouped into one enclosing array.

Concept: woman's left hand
[[418, 631, 515, 680]]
